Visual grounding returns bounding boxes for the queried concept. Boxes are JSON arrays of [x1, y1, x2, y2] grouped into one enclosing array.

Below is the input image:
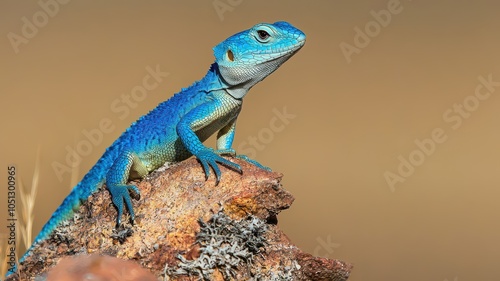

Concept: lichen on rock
[[166, 212, 268, 280]]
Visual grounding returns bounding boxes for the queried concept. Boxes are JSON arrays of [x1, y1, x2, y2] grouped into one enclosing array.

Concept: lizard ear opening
[[227, 50, 234, 62]]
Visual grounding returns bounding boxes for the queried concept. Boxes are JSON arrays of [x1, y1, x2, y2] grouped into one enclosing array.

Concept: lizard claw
[[107, 184, 140, 226], [235, 154, 271, 171], [196, 149, 241, 184]]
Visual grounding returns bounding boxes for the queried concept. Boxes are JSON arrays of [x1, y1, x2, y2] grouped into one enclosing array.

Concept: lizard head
[[213, 21, 306, 99]]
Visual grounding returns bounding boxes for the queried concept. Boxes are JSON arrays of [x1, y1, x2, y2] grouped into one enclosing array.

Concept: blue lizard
[[15, 21, 305, 271]]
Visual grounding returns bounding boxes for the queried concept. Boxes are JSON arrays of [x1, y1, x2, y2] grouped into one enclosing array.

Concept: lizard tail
[[18, 153, 112, 264]]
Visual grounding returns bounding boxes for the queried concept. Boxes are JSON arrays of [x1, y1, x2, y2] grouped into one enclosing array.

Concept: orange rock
[[46, 254, 156, 281], [11, 157, 352, 280]]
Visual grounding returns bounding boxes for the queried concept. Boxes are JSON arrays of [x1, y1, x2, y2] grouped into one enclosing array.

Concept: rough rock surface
[[9, 157, 352, 280]]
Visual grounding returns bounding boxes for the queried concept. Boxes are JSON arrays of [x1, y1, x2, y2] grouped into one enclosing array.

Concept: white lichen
[[165, 212, 267, 280]]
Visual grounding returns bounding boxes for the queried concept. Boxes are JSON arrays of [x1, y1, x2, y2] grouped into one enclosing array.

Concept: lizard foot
[[107, 184, 140, 226], [235, 154, 272, 171], [214, 149, 271, 171], [195, 148, 241, 184]]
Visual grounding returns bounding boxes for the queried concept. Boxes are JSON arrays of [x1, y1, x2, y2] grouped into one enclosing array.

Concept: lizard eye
[[256, 30, 271, 42]]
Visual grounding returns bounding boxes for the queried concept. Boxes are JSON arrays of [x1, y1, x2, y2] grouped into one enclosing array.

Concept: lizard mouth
[[272, 38, 306, 59], [259, 43, 305, 64]]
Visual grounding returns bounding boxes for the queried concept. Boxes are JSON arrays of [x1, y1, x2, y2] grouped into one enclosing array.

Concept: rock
[[46, 254, 157, 281], [9, 157, 352, 280]]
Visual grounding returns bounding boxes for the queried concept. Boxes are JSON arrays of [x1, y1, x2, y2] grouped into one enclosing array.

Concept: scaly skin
[[17, 21, 305, 266]]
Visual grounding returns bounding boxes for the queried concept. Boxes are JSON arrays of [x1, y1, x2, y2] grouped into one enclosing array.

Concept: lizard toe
[[108, 184, 137, 226], [236, 154, 270, 171], [196, 149, 241, 183]]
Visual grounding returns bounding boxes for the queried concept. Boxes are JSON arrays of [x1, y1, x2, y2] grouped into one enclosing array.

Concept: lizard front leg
[[215, 118, 271, 171], [106, 151, 148, 226], [177, 99, 241, 183], [214, 116, 238, 155]]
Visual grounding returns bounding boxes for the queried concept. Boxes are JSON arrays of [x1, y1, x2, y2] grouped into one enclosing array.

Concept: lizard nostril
[[227, 50, 234, 61]]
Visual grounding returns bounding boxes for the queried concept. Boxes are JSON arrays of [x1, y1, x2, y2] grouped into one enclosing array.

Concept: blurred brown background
[[1, 1, 500, 280]]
